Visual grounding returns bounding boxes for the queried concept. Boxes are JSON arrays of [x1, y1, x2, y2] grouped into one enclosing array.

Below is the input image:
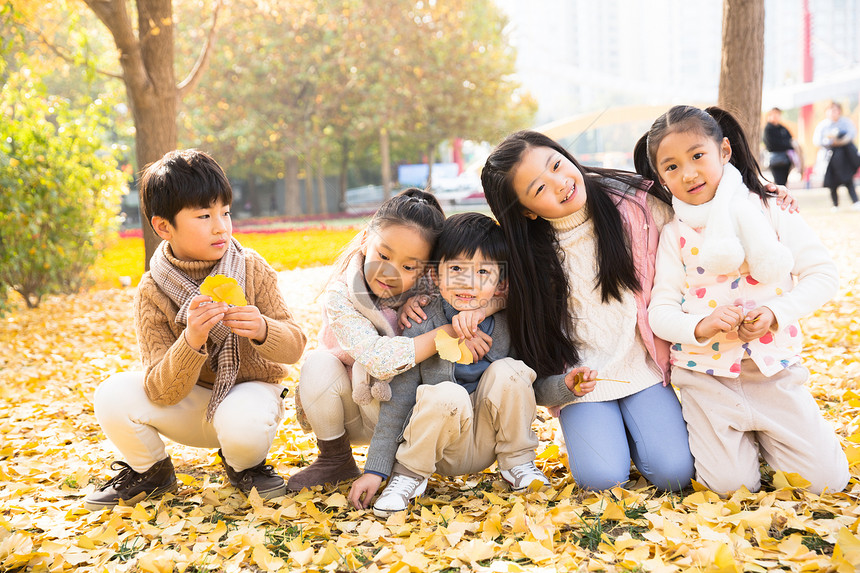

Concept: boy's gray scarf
[[149, 238, 246, 421]]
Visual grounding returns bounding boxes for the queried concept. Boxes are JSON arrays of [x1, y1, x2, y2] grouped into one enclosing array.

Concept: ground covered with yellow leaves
[[2, 194, 859, 572]]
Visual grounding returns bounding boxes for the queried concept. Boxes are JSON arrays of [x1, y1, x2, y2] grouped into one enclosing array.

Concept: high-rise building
[[495, 0, 860, 125]]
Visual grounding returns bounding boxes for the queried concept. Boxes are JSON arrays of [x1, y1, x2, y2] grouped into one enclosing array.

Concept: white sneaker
[[500, 461, 551, 491], [372, 473, 427, 517], [851, 201, 860, 211]]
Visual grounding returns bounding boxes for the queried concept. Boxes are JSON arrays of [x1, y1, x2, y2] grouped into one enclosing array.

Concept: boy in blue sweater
[[347, 212, 550, 516]]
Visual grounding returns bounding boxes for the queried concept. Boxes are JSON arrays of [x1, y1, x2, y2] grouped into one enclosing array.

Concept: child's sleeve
[[361, 317, 433, 477], [135, 277, 209, 406], [325, 281, 415, 380], [363, 366, 421, 478], [532, 372, 575, 407], [764, 205, 839, 327], [248, 253, 307, 364], [648, 223, 711, 345]]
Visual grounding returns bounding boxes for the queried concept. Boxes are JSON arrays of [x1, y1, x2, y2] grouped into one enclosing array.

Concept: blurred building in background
[[495, 0, 859, 125]]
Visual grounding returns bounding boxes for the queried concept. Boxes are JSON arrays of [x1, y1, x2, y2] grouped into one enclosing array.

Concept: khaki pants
[[298, 349, 379, 444], [396, 358, 539, 479], [94, 372, 285, 473], [672, 360, 849, 495]]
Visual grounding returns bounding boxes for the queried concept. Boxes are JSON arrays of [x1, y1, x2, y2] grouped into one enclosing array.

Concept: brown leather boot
[[286, 434, 360, 491]]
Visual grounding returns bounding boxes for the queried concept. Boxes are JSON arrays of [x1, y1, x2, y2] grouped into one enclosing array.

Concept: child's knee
[[416, 382, 469, 412], [571, 461, 632, 491], [794, 459, 850, 495], [485, 358, 536, 385], [696, 465, 761, 496], [213, 385, 282, 435], [298, 350, 350, 400], [483, 359, 537, 402], [93, 372, 145, 421], [643, 455, 695, 492]]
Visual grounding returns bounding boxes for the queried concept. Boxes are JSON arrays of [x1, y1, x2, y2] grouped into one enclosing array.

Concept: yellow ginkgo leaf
[[200, 274, 247, 306], [571, 371, 631, 393], [435, 330, 463, 362], [435, 330, 475, 364], [456, 340, 473, 365]]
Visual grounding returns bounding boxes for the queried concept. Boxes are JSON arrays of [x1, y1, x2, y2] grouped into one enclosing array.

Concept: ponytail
[[704, 106, 770, 198], [329, 187, 445, 280], [641, 105, 773, 203]]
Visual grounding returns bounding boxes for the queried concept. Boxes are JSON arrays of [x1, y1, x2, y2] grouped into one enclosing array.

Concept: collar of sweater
[[546, 204, 590, 233], [163, 243, 218, 282]]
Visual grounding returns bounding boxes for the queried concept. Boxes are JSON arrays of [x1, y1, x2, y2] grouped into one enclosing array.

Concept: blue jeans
[[558, 382, 694, 491]]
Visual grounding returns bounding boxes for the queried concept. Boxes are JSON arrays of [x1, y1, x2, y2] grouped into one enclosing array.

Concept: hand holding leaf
[[200, 274, 247, 306], [565, 368, 630, 396], [434, 330, 474, 365]]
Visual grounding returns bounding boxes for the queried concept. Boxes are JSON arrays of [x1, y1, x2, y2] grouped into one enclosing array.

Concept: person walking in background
[[813, 102, 860, 211], [762, 107, 799, 186]]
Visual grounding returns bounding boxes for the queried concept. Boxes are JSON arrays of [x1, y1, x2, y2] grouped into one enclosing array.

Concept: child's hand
[[694, 304, 744, 342], [185, 294, 228, 350], [398, 295, 430, 329], [348, 473, 383, 509], [564, 367, 597, 396], [451, 308, 486, 340], [768, 183, 799, 213], [222, 304, 268, 342], [738, 306, 776, 342], [462, 330, 493, 362]]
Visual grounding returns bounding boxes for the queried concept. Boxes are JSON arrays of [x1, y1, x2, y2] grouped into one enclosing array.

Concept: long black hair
[[634, 105, 772, 200], [481, 130, 667, 377]]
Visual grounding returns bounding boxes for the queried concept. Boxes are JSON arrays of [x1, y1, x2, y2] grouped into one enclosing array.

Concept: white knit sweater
[[548, 207, 662, 406]]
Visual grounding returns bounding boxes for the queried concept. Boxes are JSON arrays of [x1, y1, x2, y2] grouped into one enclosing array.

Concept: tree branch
[[83, 0, 150, 94], [176, 0, 222, 99], [27, 24, 123, 80]]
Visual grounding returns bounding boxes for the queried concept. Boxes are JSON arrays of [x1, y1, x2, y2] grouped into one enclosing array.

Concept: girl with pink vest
[[638, 105, 848, 496], [482, 131, 696, 491]]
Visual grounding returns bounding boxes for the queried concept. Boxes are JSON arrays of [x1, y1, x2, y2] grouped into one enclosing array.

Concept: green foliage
[[0, 64, 126, 308]]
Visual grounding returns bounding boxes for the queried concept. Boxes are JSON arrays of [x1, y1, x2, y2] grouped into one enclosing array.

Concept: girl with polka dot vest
[[637, 105, 848, 496]]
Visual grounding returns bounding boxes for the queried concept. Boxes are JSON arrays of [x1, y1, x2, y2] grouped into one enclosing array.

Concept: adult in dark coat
[[813, 102, 860, 210], [762, 108, 797, 186]]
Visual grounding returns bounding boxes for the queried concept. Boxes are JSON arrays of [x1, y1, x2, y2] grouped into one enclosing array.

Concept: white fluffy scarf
[[671, 163, 794, 282]]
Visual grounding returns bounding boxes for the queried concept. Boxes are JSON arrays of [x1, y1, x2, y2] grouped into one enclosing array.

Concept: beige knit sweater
[[548, 207, 663, 406], [133, 245, 307, 406]]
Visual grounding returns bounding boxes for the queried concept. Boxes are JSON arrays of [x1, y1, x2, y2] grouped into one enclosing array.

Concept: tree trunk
[[246, 174, 260, 216], [284, 154, 301, 216], [718, 0, 765, 150], [83, 0, 220, 268], [304, 163, 315, 216], [316, 155, 328, 214], [380, 127, 392, 199], [86, 0, 178, 268], [339, 138, 349, 211]]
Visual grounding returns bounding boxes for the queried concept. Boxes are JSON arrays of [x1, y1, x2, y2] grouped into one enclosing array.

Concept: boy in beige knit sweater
[[84, 150, 306, 511]]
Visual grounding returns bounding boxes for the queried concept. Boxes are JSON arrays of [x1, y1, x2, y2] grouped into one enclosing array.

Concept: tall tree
[[718, 0, 765, 149], [81, 0, 221, 267]]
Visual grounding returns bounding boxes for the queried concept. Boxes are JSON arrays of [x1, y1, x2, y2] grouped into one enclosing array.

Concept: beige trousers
[[672, 360, 849, 495], [94, 371, 285, 473], [396, 358, 539, 479], [297, 349, 379, 444]]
